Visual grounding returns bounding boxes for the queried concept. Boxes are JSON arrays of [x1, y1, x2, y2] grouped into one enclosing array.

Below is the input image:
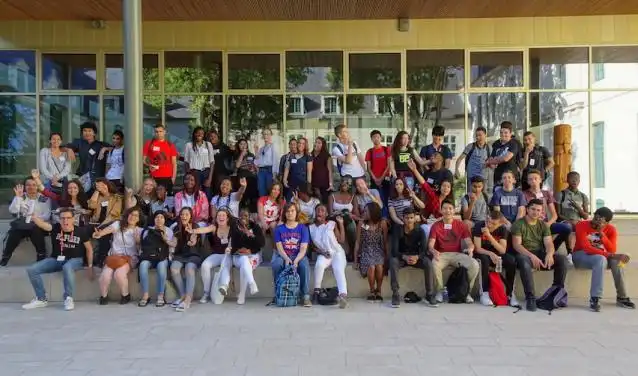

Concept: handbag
[[104, 255, 131, 270]]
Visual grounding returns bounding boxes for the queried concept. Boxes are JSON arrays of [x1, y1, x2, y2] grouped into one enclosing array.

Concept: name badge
[[101, 201, 108, 207], [427, 178, 434, 184], [444, 223, 452, 230], [60, 156, 66, 161], [529, 158, 535, 165], [201, 148, 208, 154], [144, 199, 150, 204], [213, 149, 220, 155], [152, 146, 160, 152], [247, 157, 254, 162], [535, 192, 544, 199], [291, 159, 297, 164], [362, 224, 370, 230], [221, 238, 229, 244], [57, 255, 65, 262], [88, 149, 96, 155]]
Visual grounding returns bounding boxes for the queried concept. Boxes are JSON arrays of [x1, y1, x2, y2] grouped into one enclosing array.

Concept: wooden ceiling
[[1, 0, 636, 20]]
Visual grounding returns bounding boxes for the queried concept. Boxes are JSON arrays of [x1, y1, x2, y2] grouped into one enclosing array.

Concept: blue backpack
[[275, 265, 300, 307], [536, 285, 568, 314]]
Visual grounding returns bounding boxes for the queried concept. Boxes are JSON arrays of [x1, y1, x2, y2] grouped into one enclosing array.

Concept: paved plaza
[[0, 299, 636, 376]]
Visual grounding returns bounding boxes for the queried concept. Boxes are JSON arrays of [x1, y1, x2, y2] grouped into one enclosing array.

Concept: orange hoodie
[[574, 220, 617, 257]]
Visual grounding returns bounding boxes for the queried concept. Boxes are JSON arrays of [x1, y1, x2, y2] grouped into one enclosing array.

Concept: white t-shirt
[[332, 141, 365, 178], [105, 147, 125, 180], [211, 192, 241, 217], [296, 197, 320, 222], [108, 222, 142, 258], [309, 221, 344, 256], [181, 193, 195, 209]]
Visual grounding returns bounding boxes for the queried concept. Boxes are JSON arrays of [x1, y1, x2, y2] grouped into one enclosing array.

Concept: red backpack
[[488, 272, 508, 306]]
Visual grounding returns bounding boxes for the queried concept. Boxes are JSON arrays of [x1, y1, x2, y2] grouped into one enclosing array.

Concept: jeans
[[314, 251, 348, 295], [257, 167, 273, 197], [474, 252, 517, 296], [389, 255, 435, 297], [371, 179, 390, 217], [201, 254, 232, 295], [550, 222, 572, 252], [2, 227, 48, 263], [26, 257, 84, 300], [271, 253, 310, 297], [433, 252, 480, 292], [170, 260, 198, 297], [515, 249, 567, 299], [191, 168, 212, 201], [572, 251, 628, 299], [138, 260, 168, 295]]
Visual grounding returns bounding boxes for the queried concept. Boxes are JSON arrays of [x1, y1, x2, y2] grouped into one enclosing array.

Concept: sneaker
[[391, 293, 401, 308], [366, 293, 376, 302], [249, 282, 259, 295], [303, 295, 312, 307], [199, 294, 210, 304], [566, 253, 574, 267], [22, 298, 47, 310], [218, 285, 228, 296], [98, 296, 109, 305], [425, 295, 439, 308], [480, 292, 493, 306], [617, 297, 636, 309], [526, 297, 537, 312], [435, 291, 444, 304], [338, 295, 348, 309], [119, 294, 131, 305], [509, 295, 521, 307], [171, 298, 182, 308], [63, 297, 74, 311], [590, 297, 601, 312], [375, 293, 383, 302], [237, 292, 246, 305], [0, 259, 8, 267], [465, 295, 474, 304], [175, 301, 189, 312]]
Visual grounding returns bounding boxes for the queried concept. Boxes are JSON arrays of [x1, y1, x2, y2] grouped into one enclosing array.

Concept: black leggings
[[1, 227, 48, 263]]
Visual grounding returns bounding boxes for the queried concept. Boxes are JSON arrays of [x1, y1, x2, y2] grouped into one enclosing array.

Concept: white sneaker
[[218, 285, 228, 296], [480, 292, 493, 306], [171, 299, 182, 308], [63, 297, 74, 311], [465, 295, 474, 304], [435, 292, 444, 303], [509, 295, 520, 307], [199, 295, 210, 304], [566, 254, 574, 267], [22, 298, 47, 310], [249, 282, 259, 295], [237, 292, 246, 305]]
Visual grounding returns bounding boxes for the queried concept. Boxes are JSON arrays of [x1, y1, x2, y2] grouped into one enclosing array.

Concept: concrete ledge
[[0, 262, 636, 303]]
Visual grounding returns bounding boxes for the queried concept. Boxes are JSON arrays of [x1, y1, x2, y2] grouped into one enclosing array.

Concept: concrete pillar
[[123, 0, 143, 189]]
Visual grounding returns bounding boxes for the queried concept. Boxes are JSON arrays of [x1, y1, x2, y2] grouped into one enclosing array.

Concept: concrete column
[[123, 0, 143, 189]]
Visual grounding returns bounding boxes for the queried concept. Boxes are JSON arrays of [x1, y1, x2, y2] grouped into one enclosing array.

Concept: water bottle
[[442, 287, 449, 302], [495, 257, 503, 273]]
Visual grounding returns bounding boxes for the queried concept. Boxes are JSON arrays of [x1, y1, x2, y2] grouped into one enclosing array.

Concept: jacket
[[88, 193, 123, 225], [9, 194, 51, 221], [174, 191, 210, 223]]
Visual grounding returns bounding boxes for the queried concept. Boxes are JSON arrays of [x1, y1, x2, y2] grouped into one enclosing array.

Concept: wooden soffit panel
[[1, 0, 637, 21]]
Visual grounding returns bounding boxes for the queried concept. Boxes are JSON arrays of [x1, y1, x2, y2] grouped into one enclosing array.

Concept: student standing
[[183, 127, 215, 200], [254, 127, 279, 197], [331, 124, 366, 180], [365, 130, 391, 207], [487, 121, 521, 188], [455, 126, 492, 194], [419, 125, 453, 170], [143, 124, 178, 195], [310, 137, 333, 203]]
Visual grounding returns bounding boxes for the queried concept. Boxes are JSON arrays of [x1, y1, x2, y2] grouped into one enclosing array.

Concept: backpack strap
[[335, 144, 345, 174]]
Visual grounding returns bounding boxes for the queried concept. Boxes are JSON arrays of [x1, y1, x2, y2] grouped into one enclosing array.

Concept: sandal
[[155, 297, 166, 307], [138, 297, 150, 307]]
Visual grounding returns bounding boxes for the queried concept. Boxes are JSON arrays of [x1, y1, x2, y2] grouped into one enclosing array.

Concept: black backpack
[[316, 287, 339, 305], [140, 228, 169, 263], [446, 265, 470, 303], [536, 285, 568, 315]]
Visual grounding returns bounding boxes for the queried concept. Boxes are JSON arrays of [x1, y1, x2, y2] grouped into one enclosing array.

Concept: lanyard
[[59, 230, 73, 256]]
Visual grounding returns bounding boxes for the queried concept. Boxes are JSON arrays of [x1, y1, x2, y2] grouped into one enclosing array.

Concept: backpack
[[536, 285, 568, 314], [140, 228, 169, 263], [488, 272, 508, 306], [335, 143, 359, 176], [465, 142, 492, 171], [275, 265, 300, 307], [446, 265, 470, 304], [316, 287, 339, 306]]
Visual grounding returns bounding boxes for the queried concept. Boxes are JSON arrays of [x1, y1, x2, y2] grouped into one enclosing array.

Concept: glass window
[[470, 51, 524, 88], [164, 95, 222, 152], [104, 53, 160, 91], [468, 92, 526, 139], [285, 51, 343, 92], [228, 54, 280, 90], [39, 95, 100, 148], [346, 94, 404, 147], [0, 51, 36, 93], [42, 54, 97, 90], [592, 91, 638, 212], [529, 91, 590, 194], [285, 94, 344, 142], [592, 46, 638, 89], [164, 51, 222, 93], [287, 95, 305, 116], [103, 95, 165, 144], [348, 53, 401, 89], [529, 47, 589, 90], [407, 50, 464, 91], [0, 95, 37, 205], [227, 95, 284, 152]]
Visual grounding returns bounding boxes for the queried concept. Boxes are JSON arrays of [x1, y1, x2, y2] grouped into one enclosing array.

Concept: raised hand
[[30, 169, 40, 180], [240, 177, 247, 188], [13, 184, 24, 197]]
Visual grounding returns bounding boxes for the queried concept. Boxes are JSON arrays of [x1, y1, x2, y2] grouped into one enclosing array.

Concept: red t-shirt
[[143, 139, 178, 178], [258, 196, 285, 223], [429, 219, 470, 253], [365, 146, 389, 179]]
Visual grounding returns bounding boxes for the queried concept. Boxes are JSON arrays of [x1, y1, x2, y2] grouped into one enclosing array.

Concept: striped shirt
[[184, 141, 215, 171], [388, 197, 413, 220]]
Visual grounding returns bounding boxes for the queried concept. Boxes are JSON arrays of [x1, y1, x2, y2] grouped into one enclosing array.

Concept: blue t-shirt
[[419, 143, 453, 162], [274, 223, 309, 258], [490, 187, 527, 223]]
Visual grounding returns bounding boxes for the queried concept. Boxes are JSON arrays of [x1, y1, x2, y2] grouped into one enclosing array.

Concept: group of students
[[7, 120, 634, 313]]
